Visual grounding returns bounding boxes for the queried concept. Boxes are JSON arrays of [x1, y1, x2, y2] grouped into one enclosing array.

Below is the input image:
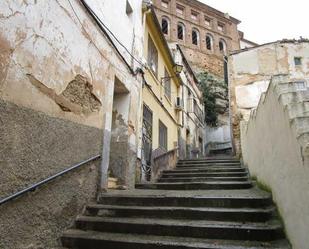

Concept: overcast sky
[[200, 0, 308, 45]]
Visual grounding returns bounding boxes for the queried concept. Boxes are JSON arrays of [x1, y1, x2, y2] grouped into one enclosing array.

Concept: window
[[191, 10, 198, 20], [161, 0, 169, 8], [177, 22, 185, 40], [161, 17, 169, 35], [147, 35, 158, 76], [218, 23, 224, 32], [159, 120, 168, 150], [294, 57, 302, 66], [164, 68, 171, 100], [192, 29, 199, 45], [219, 39, 227, 54], [206, 34, 213, 50], [205, 17, 211, 27], [176, 4, 184, 15]]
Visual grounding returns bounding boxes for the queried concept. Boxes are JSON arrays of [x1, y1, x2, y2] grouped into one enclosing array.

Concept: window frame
[[147, 34, 158, 77], [159, 120, 168, 151], [163, 68, 171, 101], [176, 4, 185, 15], [192, 28, 199, 46], [191, 10, 199, 21], [206, 34, 213, 50], [177, 22, 185, 40], [294, 57, 302, 66], [219, 39, 227, 54], [161, 17, 169, 35]]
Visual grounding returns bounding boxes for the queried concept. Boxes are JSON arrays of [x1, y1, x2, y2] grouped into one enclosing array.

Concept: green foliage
[[197, 72, 228, 127]]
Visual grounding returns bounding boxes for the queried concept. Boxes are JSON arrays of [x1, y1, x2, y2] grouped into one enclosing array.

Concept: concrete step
[[97, 193, 273, 208], [74, 216, 285, 241], [290, 116, 309, 135], [62, 229, 291, 249], [177, 161, 241, 165], [161, 172, 249, 178], [85, 204, 275, 222], [158, 176, 250, 183], [168, 167, 247, 173], [179, 158, 239, 163], [135, 181, 253, 190], [285, 101, 309, 119], [176, 163, 241, 168], [279, 91, 309, 106]]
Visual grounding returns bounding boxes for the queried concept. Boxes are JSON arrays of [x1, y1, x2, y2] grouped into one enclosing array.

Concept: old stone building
[[229, 39, 309, 154], [152, 0, 241, 77], [228, 39, 309, 248], [152, 0, 244, 155]]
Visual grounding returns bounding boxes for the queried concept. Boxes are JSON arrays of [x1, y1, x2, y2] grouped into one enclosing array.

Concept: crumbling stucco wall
[[229, 40, 309, 154], [0, 159, 99, 249], [241, 79, 309, 249], [0, 0, 143, 247]]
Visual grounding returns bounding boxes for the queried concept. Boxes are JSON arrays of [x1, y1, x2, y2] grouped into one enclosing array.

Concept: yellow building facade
[[141, 8, 182, 160]]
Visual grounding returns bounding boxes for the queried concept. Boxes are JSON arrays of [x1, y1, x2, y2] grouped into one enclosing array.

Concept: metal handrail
[[0, 154, 101, 206]]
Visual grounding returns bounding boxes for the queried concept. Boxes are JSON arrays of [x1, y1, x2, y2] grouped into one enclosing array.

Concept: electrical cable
[[79, 0, 145, 68]]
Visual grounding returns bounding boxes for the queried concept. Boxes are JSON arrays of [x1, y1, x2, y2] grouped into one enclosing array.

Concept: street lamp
[[160, 64, 183, 83]]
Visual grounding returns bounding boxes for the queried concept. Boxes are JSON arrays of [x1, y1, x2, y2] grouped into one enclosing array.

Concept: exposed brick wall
[[153, 0, 241, 77]]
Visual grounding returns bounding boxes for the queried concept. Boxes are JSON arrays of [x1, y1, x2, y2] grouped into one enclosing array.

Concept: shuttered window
[[164, 68, 171, 100], [159, 120, 168, 150], [147, 35, 158, 76]]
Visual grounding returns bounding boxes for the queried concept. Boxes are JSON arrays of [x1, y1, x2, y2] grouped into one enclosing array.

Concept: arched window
[[219, 39, 227, 54], [206, 34, 213, 50], [161, 17, 169, 35], [192, 28, 199, 45], [177, 22, 185, 40]]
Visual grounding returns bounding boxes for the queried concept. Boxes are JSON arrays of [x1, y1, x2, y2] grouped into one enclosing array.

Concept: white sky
[[199, 0, 308, 45]]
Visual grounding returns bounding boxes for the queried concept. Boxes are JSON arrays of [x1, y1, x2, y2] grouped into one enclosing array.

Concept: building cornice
[[154, 7, 235, 41], [176, 0, 241, 25]]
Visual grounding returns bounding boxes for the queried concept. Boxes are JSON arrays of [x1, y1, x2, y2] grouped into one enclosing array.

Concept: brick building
[[152, 0, 241, 77]]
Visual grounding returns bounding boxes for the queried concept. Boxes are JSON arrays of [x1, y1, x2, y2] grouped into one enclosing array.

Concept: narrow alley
[[0, 1, 308, 249]]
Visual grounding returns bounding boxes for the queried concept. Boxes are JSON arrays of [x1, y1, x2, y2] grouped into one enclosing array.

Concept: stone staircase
[[261, 75, 309, 158], [61, 158, 291, 249]]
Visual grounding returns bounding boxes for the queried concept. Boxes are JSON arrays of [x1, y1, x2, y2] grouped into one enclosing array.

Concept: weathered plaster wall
[[0, 0, 143, 247], [229, 40, 309, 153], [0, 159, 99, 249], [241, 80, 309, 249], [0, 100, 102, 198]]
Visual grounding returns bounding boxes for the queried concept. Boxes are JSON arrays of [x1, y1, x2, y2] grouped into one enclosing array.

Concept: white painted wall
[[230, 41, 309, 122], [86, 0, 144, 70], [241, 80, 309, 249]]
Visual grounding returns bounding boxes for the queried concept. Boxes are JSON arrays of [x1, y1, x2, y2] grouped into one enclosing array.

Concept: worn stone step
[[161, 172, 249, 178], [62, 229, 291, 249], [169, 167, 247, 173], [285, 101, 309, 119], [179, 158, 239, 163], [158, 177, 249, 183], [74, 216, 284, 241], [98, 192, 273, 208], [85, 204, 275, 222], [290, 116, 309, 135], [279, 91, 309, 106], [177, 161, 241, 165], [176, 163, 241, 168], [135, 181, 253, 190]]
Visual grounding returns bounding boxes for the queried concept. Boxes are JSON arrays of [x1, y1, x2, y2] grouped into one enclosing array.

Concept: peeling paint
[[27, 74, 101, 115]]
